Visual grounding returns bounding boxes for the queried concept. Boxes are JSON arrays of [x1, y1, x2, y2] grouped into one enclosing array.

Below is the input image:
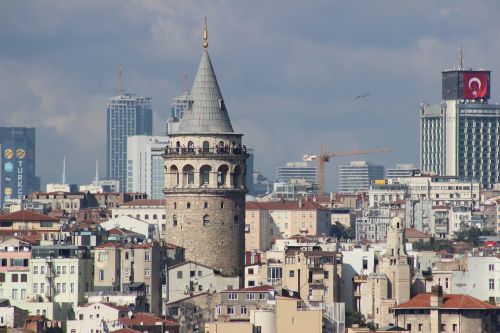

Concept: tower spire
[[203, 17, 208, 50], [459, 45, 464, 70], [62, 155, 66, 185], [117, 66, 125, 95]]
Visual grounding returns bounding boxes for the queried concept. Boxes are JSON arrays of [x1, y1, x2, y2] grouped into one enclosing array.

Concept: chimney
[[430, 285, 443, 307]]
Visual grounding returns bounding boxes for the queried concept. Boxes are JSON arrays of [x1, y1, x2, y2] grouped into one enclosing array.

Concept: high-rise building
[[165, 90, 190, 136], [127, 135, 169, 199], [420, 60, 500, 188], [386, 164, 420, 179], [106, 93, 153, 192], [275, 162, 317, 187], [163, 24, 247, 278], [338, 161, 384, 193], [0, 127, 39, 206]]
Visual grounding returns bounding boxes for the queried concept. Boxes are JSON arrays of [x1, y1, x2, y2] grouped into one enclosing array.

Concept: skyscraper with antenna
[[106, 67, 153, 192]]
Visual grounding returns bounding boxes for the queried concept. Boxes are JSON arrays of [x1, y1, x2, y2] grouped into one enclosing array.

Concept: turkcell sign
[[2, 142, 28, 202], [442, 70, 491, 100]]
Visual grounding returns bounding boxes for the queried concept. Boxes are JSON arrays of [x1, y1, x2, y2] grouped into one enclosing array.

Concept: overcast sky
[[1, 1, 500, 191]]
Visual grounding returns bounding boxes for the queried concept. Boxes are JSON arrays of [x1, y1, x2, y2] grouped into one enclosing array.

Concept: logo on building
[[4, 162, 13, 173], [16, 149, 26, 159], [4, 188, 12, 196], [3, 149, 13, 160]]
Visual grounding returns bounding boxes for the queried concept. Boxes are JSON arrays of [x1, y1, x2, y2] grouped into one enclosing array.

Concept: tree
[[453, 223, 494, 246], [345, 309, 367, 327], [331, 221, 354, 240]]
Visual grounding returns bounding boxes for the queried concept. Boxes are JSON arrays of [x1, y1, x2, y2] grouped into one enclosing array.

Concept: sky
[[1, 1, 500, 191]]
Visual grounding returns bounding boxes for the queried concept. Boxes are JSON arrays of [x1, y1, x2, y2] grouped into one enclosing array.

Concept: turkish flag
[[463, 72, 488, 99]]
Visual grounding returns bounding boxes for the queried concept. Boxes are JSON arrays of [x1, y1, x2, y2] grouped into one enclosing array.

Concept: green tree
[[453, 223, 494, 246], [345, 309, 367, 327], [331, 221, 354, 240]]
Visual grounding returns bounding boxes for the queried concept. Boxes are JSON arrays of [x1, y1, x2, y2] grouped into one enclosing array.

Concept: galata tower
[[163, 22, 247, 278]]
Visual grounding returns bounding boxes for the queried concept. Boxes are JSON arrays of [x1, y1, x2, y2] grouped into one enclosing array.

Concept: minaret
[[163, 20, 247, 278]]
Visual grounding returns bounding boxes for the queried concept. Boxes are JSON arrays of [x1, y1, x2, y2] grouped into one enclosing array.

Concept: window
[[248, 281, 255, 287], [228, 293, 238, 300], [11, 274, 18, 282], [40, 266, 45, 275], [71, 283, 75, 293], [240, 305, 247, 315], [125, 252, 129, 260], [62, 283, 66, 293], [187, 202, 191, 209], [203, 215, 210, 226], [453, 324, 457, 332], [324, 271, 329, 279], [98, 252, 109, 262], [418, 323, 423, 331], [11, 289, 17, 300], [248, 268, 254, 275], [234, 215, 239, 225], [259, 293, 266, 300], [198, 270, 202, 277], [99, 270, 104, 281], [441, 324, 446, 331], [489, 264, 494, 271], [445, 278, 449, 289], [489, 278, 495, 290], [62, 266, 67, 274], [204, 202, 208, 209], [246, 293, 256, 300], [57, 266, 61, 274], [146, 285, 150, 294], [145, 252, 150, 261], [21, 274, 27, 282], [40, 221, 53, 228], [215, 305, 221, 315], [145, 269, 150, 277], [70, 266, 75, 274], [177, 271, 183, 279], [56, 283, 61, 293], [173, 215, 178, 227], [407, 324, 411, 330], [33, 283, 38, 294], [289, 270, 295, 278], [145, 214, 149, 220], [34, 266, 38, 274], [227, 306, 235, 315]]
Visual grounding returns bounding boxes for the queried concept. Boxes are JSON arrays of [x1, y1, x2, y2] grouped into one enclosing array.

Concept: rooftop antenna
[[203, 17, 208, 50], [459, 45, 464, 71], [183, 67, 189, 96], [62, 155, 66, 185], [117, 66, 125, 95], [95, 159, 99, 182]]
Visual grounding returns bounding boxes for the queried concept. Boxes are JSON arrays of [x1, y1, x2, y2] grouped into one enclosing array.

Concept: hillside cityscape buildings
[[2, 15, 500, 333]]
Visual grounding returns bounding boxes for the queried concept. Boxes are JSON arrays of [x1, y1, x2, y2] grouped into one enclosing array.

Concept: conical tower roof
[[177, 48, 234, 134]]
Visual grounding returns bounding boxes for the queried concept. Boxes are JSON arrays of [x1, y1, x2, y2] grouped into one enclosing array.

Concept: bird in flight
[[355, 93, 370, 99]]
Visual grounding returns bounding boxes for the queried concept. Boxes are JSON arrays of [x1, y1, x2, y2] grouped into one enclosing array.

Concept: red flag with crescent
[[463, 72, 488, 99]]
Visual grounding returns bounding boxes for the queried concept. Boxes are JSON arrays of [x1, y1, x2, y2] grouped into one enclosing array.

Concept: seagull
[[355, 93, 370, 99]]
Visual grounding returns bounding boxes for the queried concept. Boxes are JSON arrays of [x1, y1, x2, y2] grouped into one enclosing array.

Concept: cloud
[[1, 1, 500, 190]]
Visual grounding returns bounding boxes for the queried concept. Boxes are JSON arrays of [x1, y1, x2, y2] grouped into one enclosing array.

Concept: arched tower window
[[203, 215, 210, 226], [187, 202, 191, 209], [234, 215, 239, 225], [204, 202, 208, 209], [202, 141, 210, 153], [173, 215, 177, 227], [200, 165, 212, 186], [187, 141, 194, 153], [169, 165, 179, 187], [218, 165, 229, 187], [176, 141, 181, 153], [182, 165, 195, 186], [233, 165, 242, 189]]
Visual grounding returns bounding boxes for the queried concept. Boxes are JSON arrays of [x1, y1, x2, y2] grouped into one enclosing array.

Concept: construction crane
[[303, 147, 392, 194]]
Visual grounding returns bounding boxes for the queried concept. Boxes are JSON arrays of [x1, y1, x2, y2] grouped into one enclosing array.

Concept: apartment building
[[245, 200, 330, 251], [66, 302, 128, 333], [0, 211, 60, 234], [215, 285, 274, 320], [0, 238, 31, 306], [281, 249, 343, 309]]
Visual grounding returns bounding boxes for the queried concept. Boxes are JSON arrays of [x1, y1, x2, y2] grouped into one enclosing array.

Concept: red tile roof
[[404, 228, 431, 239], [108, 228, 141, 236], [394, 293, 497, 310], [121, 199, 165, 207], [102, 303, 129, 312], [222, 285, 274, 293], [246, 200, 327, 211], [119, 312, 178, 326], [111, 328, 142, 333], [0, 210, 57, 222]]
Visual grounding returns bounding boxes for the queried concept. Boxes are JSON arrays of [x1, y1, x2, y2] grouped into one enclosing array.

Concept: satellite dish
[[288, 290, 293, 297], [146, 239, 152, 244], [127, 311, 133, 318]]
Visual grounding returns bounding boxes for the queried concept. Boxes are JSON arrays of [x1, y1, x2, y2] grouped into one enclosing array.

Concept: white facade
[[166, 261, 239, 304], [126, 135, 169, 199], [66, 302, 126, 333], [100, 215, 157, 240]]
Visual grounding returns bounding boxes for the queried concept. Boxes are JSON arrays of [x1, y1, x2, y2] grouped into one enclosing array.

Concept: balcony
[[163, 147, 248, 159]]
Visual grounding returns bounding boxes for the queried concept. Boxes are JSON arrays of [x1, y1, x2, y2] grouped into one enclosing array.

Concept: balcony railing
[[163, 146, 248, 157]]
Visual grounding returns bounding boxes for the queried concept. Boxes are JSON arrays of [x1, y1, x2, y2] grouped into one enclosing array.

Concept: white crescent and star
[[468, 77, 482, 97]]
